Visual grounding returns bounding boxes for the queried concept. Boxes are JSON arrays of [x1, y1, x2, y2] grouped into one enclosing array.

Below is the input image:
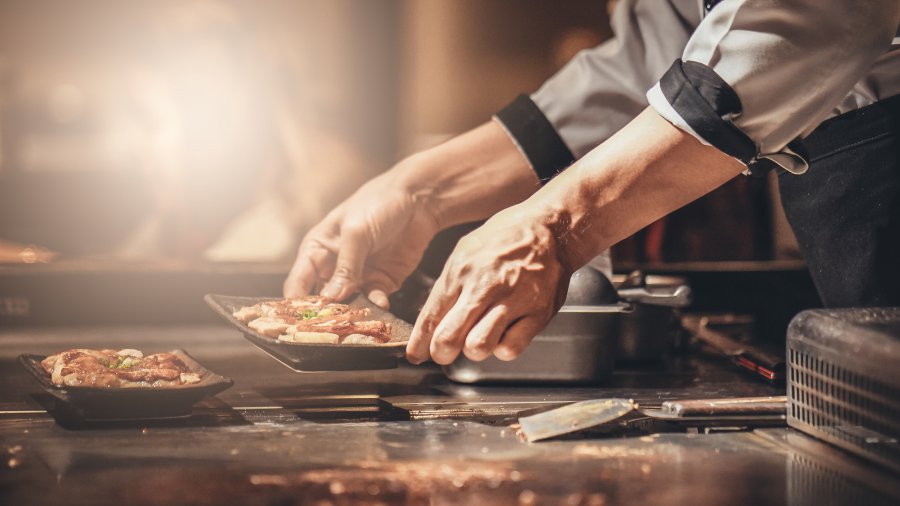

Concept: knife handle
[[733, 349, 786, 383], [683, 315, 786, 384]]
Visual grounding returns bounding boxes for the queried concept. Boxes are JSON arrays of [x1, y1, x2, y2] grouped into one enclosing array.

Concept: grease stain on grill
[[246, 461, 529, 505]]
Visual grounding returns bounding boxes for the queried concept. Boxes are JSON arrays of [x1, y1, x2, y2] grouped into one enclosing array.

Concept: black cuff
[[495, 94, 575, 183], [659, 59, 757, 165]]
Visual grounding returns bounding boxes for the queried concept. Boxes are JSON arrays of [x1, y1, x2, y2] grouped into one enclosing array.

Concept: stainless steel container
[[442, 269, 690, 384], [442, 304, 627, 384], [443, 266, 622, 384]]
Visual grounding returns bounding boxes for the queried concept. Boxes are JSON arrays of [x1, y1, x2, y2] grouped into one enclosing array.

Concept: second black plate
[[20, 350, 233, 421]]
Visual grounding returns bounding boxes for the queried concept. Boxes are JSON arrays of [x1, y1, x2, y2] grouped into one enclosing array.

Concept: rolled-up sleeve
[[648, 0, 900, 174], [495, 0, 699, 182]]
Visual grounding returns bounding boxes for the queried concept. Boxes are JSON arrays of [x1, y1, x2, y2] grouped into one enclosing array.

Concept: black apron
[[778, 94, 900, 308]]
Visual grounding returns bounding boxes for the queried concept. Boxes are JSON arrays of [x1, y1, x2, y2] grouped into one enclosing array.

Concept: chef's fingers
[[320, 224, 372, 301], [429, 294, 494, 365], [462, 304, 512, 361], [285, 239, 336, 296], [493, 315, 544, 361], [407, 273, 459, 364], [283, 205, 346, 298], [283, 254, 318, 298], [360, 251, 420, 310], [366, 288, 390, 310]]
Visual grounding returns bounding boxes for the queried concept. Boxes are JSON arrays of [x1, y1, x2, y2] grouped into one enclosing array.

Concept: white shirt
[[524, 0, 900, 175]]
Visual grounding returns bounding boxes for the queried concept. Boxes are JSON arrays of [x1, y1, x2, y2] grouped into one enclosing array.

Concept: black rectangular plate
[[204, 293, 412, 372], [19, 350, 233, 421]]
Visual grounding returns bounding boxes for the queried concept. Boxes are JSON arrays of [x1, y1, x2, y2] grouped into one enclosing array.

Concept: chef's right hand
[[283, 156, 441, 309]]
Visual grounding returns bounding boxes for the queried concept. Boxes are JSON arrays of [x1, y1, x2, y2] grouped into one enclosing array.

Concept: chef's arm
[[407, 106, 744, 364], [400, 121, 540, 231], [286, 0, 697, 301], [408, 0, 900, 364], [532, 107, 744, 271]]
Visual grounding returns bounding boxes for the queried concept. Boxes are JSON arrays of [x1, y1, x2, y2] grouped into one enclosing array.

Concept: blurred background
[[0, 0, 799, 273]]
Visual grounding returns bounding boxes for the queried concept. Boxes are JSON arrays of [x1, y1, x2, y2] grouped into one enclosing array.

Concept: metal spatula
[[517, 396, 786, 442], [518, 398, 640, 442]]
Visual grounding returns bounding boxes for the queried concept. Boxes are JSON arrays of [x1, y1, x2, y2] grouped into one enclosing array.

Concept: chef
[[284, 0, 900, 365]]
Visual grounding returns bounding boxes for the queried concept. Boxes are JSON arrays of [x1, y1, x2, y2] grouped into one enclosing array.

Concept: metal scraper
[[517, 398, 639, 443], [517, 396, 787, 443]]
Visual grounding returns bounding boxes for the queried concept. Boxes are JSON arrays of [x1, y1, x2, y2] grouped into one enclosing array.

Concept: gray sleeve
[[647, 0, 900, 174], [530, 0, 699, 159], [493, 0, 700, 182]]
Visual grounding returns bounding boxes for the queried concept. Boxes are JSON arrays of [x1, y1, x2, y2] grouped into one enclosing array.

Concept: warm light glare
[[0, 0, 386, 263]]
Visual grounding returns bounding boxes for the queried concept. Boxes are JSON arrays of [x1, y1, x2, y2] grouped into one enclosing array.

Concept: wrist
[[394, 122, 540, 231], [391, 149, 451, 230], [526, 168, 601, 272]]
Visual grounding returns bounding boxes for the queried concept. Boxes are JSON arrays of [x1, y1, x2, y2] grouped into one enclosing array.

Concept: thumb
[[363, 269, 403, 310], [320, 225, 371, 300], [366, 287, 390, 310]]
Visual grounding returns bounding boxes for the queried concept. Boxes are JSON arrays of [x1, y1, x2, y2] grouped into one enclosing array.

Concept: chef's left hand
[[406, 205, 572, 365]]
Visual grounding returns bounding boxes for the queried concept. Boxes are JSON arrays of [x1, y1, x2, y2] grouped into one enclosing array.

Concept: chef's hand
[[405, 107, 747, 364], [406, 205, 571, 364], [283, 163, 439, 308], [283, 121, 540, 308]]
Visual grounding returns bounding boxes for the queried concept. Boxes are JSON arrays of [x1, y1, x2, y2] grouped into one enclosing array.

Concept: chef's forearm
[[396, 121, 540, 230], [527, 107, 745, 270]]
